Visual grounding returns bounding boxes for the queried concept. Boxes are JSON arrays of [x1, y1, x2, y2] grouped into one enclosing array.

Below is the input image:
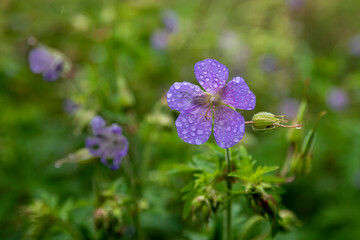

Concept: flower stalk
[[224, 148, 232, 240]]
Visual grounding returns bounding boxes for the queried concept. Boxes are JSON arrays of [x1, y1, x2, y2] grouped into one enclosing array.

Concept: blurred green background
[[1, 0, 360, 239]]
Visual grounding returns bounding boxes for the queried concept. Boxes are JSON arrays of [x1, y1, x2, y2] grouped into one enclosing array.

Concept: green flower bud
[[278, 209, 302, 231], [252, 112, 284, 133], [252, 112, 302, 134]]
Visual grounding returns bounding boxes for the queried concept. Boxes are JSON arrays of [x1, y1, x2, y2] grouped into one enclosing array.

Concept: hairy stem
[[224, 148, 232, 240]]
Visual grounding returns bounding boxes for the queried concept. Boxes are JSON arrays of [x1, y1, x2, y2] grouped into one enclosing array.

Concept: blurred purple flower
[[167, 59, 256, 149], [162, 10, 178, 33], [150, 29, 169, 50], [259, 54, 277, 73], [86, 116, 128, 170], [279, 98, 300, 119], [28, 47, 64, 81], [327, 87, 349, 111], [287, 0, 305, 9], [348, 35, 360, 57], [63, 99, 79, 115]]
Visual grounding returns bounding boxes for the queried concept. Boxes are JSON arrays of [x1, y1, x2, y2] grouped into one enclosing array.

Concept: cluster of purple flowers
[[86, 116, 129, 170], [28, 47, 64, 81], [150, 10, 179, 50], [167, 59, 256, 149]]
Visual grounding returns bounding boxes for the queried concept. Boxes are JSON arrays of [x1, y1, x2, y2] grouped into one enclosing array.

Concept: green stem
[[224, 148, 232, 240], [52, 217, 82, 240], [123, 158, 145, 240]]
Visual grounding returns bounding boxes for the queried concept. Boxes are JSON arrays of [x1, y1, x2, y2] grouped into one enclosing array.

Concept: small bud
[[252, 112, 302, 133], [278, 209, 302, 231]]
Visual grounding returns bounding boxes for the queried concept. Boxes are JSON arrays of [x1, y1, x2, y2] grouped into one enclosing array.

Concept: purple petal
[[100, 155, 120, 170], [109, 124, 123, 134], [194, 59, 229, 95], [167, 82, 207, 112], [28, 47, 54, 74], [91, 116, 106, 133], [42, 65, 61, 81], [220, 77, 256, 110], [175, 105, 212, 145], [86, 137, 103, 156], [213, 105, 245, 149]]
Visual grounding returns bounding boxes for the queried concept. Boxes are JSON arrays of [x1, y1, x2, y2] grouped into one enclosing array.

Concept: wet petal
[[221, 77, 256, 110], [175, 105, 212, 145], [167, 81, 207, 112], [213, 105, 245, 149], [28, 47, 54, 74], [194, 59, 229, 94]]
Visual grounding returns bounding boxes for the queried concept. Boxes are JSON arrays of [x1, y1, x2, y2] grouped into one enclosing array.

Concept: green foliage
[[1, 0, 360, 239]]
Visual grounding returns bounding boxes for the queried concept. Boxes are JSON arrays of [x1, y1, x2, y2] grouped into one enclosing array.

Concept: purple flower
[[167, 59, 256, 149], [28, 47, 64, 81], [326, 87, 349, 111], [86, 116, 128, 170], [287, 0, 305, 9], [162, 10, 178, 33], [150, 29, 169, 50], [348, 35, 360, 57], [259, 54, 277, 73], [62, 99, 79, 115], [279, 98, 300, 119]]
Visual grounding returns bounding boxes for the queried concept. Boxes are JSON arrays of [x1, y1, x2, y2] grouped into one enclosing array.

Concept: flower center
[[209, 94, 221, 107]]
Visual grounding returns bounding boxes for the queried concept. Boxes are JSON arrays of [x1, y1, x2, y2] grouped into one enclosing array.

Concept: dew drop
[[199, 81, 204, 85], [296, 126, 302, 130], [203, 71, 208, 75], [167, 93, 172, 98], [226, 126, 231, 131], [195, 139, 202, 145], [175, 121, 182, 127], [205, 77, 210, 81], [213, 83, 218, 88], [174, 83, 181, 89], [190, 132, 195, 136], [182, 129, 188, 134], [197, 130, 203, 135], [233, 136, 241, 142], [191, 126, 196, 131]]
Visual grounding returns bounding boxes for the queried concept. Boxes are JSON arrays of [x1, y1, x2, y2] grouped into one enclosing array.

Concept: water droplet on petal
[[190, 132, 195, 136], [191, 126, 196, 131], [174, 83, 181, 89], [195, 139, 202, 144], [176, 121, 182, 127], [182, 129, 188, 134], [167, 93, 172, 98], [233, 136, 241, 142], [197, 130, 203, 135]]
